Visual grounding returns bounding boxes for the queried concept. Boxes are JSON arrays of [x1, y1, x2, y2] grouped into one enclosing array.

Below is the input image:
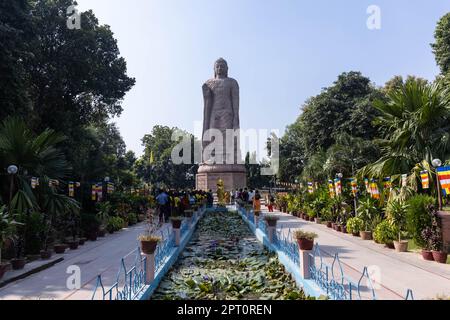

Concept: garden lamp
[[7, 165, 18, 211], [432, 158, 442, 210]]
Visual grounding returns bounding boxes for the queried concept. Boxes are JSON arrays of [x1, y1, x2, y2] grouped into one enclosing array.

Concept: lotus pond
[[152, 210, 310, 300]]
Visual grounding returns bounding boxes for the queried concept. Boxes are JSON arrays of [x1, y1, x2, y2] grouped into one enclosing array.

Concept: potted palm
[[357, 198, 378, 240], [421, 227, 435, 261], [294, 229, 318, 251], [386, 200, 409, 252]]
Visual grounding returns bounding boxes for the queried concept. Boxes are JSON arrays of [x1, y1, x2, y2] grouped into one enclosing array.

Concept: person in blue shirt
[[156, 189, 170, 222]]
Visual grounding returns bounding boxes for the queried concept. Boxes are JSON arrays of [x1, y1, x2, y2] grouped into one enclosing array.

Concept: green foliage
[[80, 213, 101, 236], [385, 200, 409, 241], [356, 197, 380, 231], [107, 216, 125, 233], [373, 220, 398, 245], [432, 13, 450, 75], [293, 230, 318, 241], [346, 217, 364, 234], [405, 195, 435, 248]]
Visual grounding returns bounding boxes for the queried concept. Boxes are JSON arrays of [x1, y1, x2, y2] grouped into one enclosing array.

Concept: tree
[[359, 79, 450, 178], [432, 13, 450, 76]]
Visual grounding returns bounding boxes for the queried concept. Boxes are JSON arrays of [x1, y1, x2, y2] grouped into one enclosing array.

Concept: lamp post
[[7, 165, 18, 212], [432, 159, 443, 210], [104, 176, 110, 202]]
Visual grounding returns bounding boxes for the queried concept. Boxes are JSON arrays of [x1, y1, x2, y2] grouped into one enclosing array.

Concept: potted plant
[[420, 227, 435, 261], [138, 214, 161, 255], [346, 217, 364, 237], [0, 207, 21, 278], [294, 229, 318, 251], [357, 198, 378, 240], [264, 215, 280, 227], [373, 220, 398, 248], [422, 210, 448, 263], [184, 209, 194, 218], [96, 202, 110, 237], [386, 200, 409, 252], [170, 216, 183, 229]]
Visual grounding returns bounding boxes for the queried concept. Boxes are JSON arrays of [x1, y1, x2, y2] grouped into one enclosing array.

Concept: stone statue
[[196, 58, 247, 192], [202, 58, 240, 163]]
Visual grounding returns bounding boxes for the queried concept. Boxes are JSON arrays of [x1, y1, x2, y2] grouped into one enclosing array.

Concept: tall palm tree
[[359, 79, 450, 178]]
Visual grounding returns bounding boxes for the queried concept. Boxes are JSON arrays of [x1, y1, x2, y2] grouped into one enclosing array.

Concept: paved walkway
[[0, 222, 172, 300], [258, 205, 450, 300]]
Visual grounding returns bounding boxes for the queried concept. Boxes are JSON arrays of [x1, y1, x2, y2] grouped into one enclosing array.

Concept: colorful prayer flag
[[91, 184, 96, 200], [334, 178, 342, 196], [68, 182, 74, 197], [31, 177, 37, 189], [370, 180, 380, 199], [437, 166, 450, 196], [328, 180, 335, 198], [420, 170, 429, 189], [308, 182, 314, 194], [350, 178, 358, 196], [364, 178, 370, 193]]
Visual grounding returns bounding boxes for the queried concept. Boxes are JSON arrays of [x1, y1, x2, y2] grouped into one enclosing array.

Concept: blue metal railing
[[91, 205, 205, 300], [237, 204, 414, 301]]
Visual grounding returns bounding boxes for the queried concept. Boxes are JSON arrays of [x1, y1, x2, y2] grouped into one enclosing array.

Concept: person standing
[[268, 193, 275, 212], [156, 189, 170, 223], [253, 190, 261, 214]]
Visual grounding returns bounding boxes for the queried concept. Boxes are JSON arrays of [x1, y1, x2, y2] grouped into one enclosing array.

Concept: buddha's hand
[[202, 83, 211, 97]]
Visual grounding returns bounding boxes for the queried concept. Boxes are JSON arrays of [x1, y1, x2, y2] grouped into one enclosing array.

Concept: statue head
[[214, 58, 228, 78]]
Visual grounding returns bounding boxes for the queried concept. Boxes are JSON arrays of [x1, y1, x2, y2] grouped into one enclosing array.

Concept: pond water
[[151, 210, 309, 300]]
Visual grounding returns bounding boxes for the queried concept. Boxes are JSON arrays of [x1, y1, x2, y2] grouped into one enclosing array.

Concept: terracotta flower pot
[[266, 220, 277, 227], [0, 263, 10, 280], [11, 258, 26, 270], [331, 222, 337, 230], [352, 232, 360, 237], [315, 218, 322, 224], [54, 244, 67, 254], [40, 250, 52, 260], [421, 250, 434, 261], [98, 229, 106, 237], [79, 238, 87, 245], [360, 231, 372, 240], [88, 232, 98, 241], [336, 225, 342, 232], [141, 240, 158, 255], [296, 238, 314, 251], [432, 251, 448, 264], [171, 219, 182, 229], [341, 226, 347, 234], [393, 240, 408, 252], [326, 221, 332, 228], [68, 240, 79, 250], [385, 242, 395, 249]]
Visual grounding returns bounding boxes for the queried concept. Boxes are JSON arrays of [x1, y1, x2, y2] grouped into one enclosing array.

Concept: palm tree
[[0, 117, 76, 257], [359, 79, 450, 178]]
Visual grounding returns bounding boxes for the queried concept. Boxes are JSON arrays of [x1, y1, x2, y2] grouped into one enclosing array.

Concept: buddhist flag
[[401, 174, 408, 187], [350, 178, 358, 196], [107, 182, 114, 194], [370, 180, 380, 199], [308, 182, 314, 194], [91, 184, 96, 200], [68, 182, 74, 197], [31, 177, 37, 189], [334, 178, 342, 196], [96, 183, 103, 201], [437, 166, 450, 196], [420, 170, 429, 189], [364, 178, 370, 193], [328, 180, 335, 198]]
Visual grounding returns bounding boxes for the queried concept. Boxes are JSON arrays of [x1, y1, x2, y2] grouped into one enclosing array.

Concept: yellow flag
[[150, 150, 154, 164]]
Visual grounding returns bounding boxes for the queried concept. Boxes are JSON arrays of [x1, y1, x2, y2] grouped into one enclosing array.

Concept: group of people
[[153, 187, 277, 223], [154, 189, 212, 223], [232, 188, 276, 213]]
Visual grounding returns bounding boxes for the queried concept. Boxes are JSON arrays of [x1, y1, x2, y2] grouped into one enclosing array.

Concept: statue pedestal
[[196, 164, 246, 192]]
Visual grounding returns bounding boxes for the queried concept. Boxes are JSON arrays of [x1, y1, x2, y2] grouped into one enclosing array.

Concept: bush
[[81, 213, 101, 236], [406, 195, 434, 248], [346, 217, 364, 234], [373, 220, 398, 244], [128, 213, 138, 225]]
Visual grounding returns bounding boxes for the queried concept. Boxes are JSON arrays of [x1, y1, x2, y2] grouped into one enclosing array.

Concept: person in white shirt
[[248, 189, 255, 204]]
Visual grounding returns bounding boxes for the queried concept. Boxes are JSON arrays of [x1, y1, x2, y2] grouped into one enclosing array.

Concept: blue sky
[[76, 0, 450, 157]]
